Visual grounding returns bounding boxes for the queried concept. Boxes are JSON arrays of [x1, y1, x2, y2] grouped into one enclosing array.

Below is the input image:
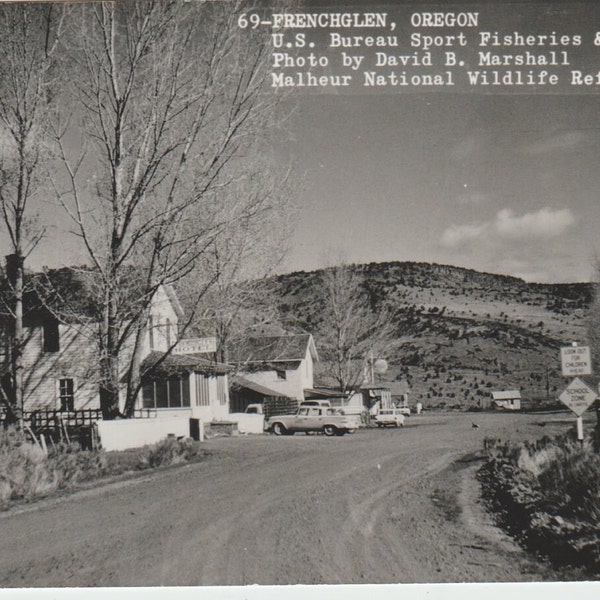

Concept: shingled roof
[[230, 334, 318, 364], [0, 266, 183, 325], [140, 351, 230, 377]]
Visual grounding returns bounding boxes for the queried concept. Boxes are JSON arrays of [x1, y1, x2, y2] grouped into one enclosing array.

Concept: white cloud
[[494, 207, 576, 238], [440, 206, 576, 248], [440, 223, 488, 247]]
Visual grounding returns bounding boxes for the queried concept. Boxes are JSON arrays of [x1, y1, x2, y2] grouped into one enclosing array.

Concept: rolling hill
[[273, 261, 594, 409]]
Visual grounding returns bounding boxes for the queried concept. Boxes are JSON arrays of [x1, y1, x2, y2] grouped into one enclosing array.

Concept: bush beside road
[[479, 432, 600, 573], [0, 428, 208, 509]]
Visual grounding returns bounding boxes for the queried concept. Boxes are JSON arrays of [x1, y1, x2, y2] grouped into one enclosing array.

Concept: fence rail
[[28, 409, 103, 429], [0, 407, 159, 448]]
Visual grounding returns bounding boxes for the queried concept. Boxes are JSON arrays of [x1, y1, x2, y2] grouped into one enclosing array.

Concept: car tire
[[323, 425, 337, 437], [272, 422, 286, 436]]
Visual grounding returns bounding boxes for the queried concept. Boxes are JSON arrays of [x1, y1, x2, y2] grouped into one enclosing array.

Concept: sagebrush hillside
[[274, 262, 593, 409]]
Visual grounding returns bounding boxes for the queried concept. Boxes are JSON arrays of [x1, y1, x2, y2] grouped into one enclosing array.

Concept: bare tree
[[51, 1, 288, 417], [316, 261, 396, 394], [0, 4, 64, 423], [190, 171, 294, 364]]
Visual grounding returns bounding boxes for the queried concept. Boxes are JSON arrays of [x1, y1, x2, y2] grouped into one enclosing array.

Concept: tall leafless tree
[[316, 261, 396, 394], [51, 1, 290, 417], [0, 3, 64, 423], [191, 171, 294, 364]]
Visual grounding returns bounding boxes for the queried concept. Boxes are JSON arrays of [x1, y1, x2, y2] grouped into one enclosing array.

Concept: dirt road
[[0, 412, 579, 586]]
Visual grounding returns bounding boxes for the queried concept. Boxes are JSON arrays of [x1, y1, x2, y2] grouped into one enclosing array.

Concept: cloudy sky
[[11, 0, 600, 285], [263, 0, 600, 283], [279, 88, 600, 283]]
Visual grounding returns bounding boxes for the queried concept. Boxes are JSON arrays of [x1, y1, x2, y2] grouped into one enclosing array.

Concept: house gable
[[1, 266, 185, 412], [232, 334, 318, 401]]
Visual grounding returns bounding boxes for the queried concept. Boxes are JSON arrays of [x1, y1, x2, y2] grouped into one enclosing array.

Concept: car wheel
[[323, 425, 337, 437], [272, 422, 286, 436]]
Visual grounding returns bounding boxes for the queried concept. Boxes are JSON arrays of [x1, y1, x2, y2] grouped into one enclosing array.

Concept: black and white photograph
[[0, 0, 600, 594]]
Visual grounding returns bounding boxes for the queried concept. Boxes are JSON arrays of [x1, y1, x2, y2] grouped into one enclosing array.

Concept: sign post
[[558, 343, 596, 444]]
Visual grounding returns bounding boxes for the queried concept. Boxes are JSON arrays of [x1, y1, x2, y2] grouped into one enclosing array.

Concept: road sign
[[173, 337, 217, 355], [558, 377, 598, 416], [560, 345, 592, 377]]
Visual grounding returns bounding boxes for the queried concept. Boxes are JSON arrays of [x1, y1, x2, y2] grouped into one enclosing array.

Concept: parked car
[[373, 408, 406, 428], [299, 400, 331, 409], [266, 406, 357, 436], [395, 405, 411, 416]]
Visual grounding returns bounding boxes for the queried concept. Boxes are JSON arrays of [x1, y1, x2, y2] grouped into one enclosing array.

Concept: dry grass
[[0, 428, 207, 509], [480, 433, 600, 571]]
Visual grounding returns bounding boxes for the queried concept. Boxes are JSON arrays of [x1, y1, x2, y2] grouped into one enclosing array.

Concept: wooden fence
[[0, 407, 159, 449]]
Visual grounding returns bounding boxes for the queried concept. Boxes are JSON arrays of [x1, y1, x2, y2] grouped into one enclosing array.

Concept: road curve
[[0, 412, 569, 586]]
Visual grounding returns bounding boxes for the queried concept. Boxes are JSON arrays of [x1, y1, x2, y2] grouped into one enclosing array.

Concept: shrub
[[145, 437, 203, 468], [47, 443, 109, 488], [480, 434, 600, 571], [0, 427, 57, 504], [0, 428, 206, 509]]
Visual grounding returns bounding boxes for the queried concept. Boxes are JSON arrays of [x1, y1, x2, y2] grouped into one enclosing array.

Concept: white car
[[373, 409, 406, 428], [266, 406, 358, 436]]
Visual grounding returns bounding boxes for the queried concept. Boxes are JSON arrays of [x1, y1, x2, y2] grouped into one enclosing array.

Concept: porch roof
[[231, 375, 291, 398], [141, 351, 231, 378]]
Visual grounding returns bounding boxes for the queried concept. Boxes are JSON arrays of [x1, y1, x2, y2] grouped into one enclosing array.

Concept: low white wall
[[228, 413, 265, 434], [97, 416, 193, 451]]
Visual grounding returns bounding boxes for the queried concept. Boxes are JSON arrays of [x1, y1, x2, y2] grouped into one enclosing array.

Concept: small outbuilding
[[491, 390, 521, 411]]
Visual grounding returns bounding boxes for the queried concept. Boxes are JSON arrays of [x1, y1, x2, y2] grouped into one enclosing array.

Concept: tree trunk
[[6, 254, 24, 426], [123, 318, 148, 418], [100, 287, 122, 419]]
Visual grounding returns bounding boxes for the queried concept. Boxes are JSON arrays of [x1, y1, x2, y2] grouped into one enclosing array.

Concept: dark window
[[168, 378, 182, 408], [43, 320, 60, 353], [142, 376, 191, 409], [59, 378, 74, 411], [181, 377, 190, 407], [142, 382, 155, 409], [154, 380, 168, 408], [276, 369, 286, 380]]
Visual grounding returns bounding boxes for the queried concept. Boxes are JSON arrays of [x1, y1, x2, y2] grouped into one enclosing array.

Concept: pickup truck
[[266, 406, 358, 437]]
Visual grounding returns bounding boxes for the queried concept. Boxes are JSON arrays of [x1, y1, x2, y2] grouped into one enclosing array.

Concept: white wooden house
[[0, 267, 229, 420], [231, 334, 319, 401]]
